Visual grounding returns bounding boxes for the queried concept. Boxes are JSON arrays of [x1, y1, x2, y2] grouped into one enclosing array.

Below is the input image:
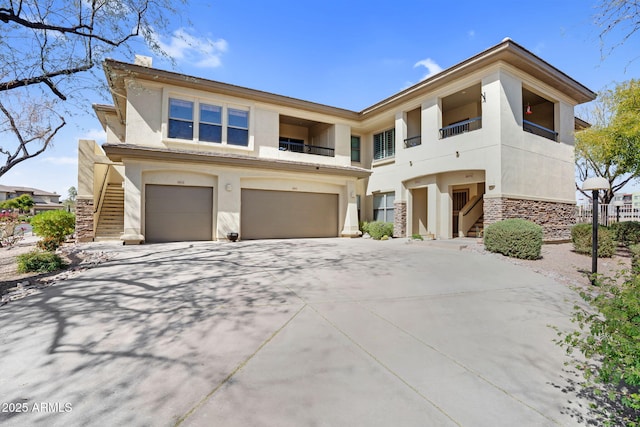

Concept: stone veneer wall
[[75, 197, 94, 242], [393, 200, 407, 238], [484, 197, 575, 241]]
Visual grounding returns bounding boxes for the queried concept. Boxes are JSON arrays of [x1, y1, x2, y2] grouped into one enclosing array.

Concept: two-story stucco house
[[76, 38, 595, 244]]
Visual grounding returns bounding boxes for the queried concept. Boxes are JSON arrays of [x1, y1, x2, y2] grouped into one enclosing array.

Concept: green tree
[[576, 79, 640, 203], [0, 0, 187, 178], [63, 186, 77, 212], [14, 194, 34, 213]]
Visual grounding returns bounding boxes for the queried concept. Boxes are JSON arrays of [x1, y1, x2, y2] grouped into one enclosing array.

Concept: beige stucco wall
[[122, 80, 357, 169], [358, 64, 578, 238]]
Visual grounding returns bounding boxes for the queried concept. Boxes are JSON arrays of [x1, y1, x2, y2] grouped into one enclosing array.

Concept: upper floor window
[[351, 136, 361, 162], [228, 108, 249, 146], [168, 99, 194, 139], [373, 129, 395, 160], [168, 97, 249, 147], [199, 103, 222, 143]]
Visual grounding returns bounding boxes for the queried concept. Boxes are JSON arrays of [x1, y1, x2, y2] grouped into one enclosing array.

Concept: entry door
[[452, 190, 468, 237]]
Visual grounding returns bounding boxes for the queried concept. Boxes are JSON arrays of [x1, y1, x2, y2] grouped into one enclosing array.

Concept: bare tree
[[596, 0, 640, 60], [0, 0, 185, 177]]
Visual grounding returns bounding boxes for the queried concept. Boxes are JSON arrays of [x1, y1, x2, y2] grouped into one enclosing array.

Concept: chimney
[[134, 55, 153, 68]]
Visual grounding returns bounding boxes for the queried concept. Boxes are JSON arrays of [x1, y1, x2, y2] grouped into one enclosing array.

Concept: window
[[373, 129, 395, 160], [227, 108, 249, 146], [199, 103, 222, 143], [167, 97, 249, 146], [351, 136, 361, 162], [373, 192, 395, 223], [168, 99, 194, 139]]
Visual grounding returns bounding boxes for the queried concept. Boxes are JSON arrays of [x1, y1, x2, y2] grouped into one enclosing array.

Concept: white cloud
[[155, 28, 228, 69], [79, 128, 106, 143], [414, 58, 443, 81], [468, 30, 476, 38]]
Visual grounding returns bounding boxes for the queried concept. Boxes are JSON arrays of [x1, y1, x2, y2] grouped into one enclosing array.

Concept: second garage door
[[241, 189, 338, 239], [145, 184, 213, 243]]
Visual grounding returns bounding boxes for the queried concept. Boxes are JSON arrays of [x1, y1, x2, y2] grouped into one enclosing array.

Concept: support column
[[75, 197, 94, 242], [393, 200, 407, 238], [341, 181, 361, 237]]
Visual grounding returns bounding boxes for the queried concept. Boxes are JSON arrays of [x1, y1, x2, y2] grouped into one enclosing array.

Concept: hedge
[[484, 218, 542, 260], [609, 221, 640, 247], [571, 223, 616, 257]]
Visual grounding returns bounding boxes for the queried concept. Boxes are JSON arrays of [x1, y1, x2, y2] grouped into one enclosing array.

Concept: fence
[[576, 204, 640, 226]]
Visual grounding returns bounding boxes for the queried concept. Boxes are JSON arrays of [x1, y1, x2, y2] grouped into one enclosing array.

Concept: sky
[[1, 0, 639, 198]]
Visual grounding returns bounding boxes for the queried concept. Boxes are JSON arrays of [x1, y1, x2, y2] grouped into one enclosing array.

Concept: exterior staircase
[[465, 215, 484, 238], [95, 183, 124, 241]]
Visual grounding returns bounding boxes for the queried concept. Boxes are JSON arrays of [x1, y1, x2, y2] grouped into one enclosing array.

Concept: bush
[[359, 221, 370, 235], [609, 221, 640, 247], [571, 223, 616, 257], [411, 233, 424, 241], [37, 236, 61, 251], [16, 250, 67, 273], [30, 210, 75, 245], [555, 272, 640, 425], [631, 244, 640, 274], [367, 221, 394, 240], [484, 218, 542, 260]]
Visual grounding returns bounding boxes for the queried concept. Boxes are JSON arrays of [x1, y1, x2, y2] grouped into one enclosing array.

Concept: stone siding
[[75, 197, 94, 242], [484, 197, 575, 241], [393, 200, 407, 238]]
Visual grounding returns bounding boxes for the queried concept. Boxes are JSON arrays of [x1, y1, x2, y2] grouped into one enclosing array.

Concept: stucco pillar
[[121, 162, 144, 244], [218, 175, 240, 240], [427, 183, 438, 237], [76, 140, 96, 243], [341, 181, 361, 237]]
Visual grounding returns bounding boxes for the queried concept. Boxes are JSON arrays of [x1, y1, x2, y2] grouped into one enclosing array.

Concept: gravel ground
[[1, 237, 633, 304]]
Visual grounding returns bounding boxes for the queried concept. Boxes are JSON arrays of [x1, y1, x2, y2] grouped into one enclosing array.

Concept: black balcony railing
[[523, 120, 558, 141], [279, 140, 335, 157], [439, 116, 482, 139], [404, 135, 422, 148]]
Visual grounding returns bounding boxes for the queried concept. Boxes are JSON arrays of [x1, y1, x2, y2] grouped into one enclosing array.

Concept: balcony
[[523, 120, 557, 141], [279, 138, 335, 157], [404, 136, 422, 148], [439, 117, 482, 139]]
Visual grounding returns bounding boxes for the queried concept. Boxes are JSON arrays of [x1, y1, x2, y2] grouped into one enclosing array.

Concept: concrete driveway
[[0, 238, 588, 426]]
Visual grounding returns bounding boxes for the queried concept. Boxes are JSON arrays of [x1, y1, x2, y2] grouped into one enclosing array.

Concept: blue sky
[[2, 0, 639, 198]]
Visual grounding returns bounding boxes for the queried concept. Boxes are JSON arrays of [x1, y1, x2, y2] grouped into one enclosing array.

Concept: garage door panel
[[241, 189, 338, 239], [145, 185, 213, 243]]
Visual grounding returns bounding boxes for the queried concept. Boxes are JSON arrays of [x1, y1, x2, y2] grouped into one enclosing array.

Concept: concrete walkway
[[0, 238, 589, 426]]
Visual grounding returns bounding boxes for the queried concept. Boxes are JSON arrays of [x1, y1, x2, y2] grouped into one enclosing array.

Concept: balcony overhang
[[102, 143, 371, 178]]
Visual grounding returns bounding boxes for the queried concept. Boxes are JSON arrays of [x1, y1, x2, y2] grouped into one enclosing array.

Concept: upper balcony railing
[[523, 120, 558, 142], [404, 136, 422, 148], [439, 117, 482, 139], [279, 140, 335, 157]]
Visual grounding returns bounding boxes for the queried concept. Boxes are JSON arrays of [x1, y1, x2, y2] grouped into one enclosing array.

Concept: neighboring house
[[0, 185, 62, 214], [77, 38, 595, 244]]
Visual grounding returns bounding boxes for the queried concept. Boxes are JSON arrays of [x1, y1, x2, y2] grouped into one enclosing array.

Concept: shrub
[[411, 233, 424, 241], [484, 218, 542, 260], [359, 221, 370, 235], [609, 221, 640, 247], [0, 215, 25, 248], [367, 221, 394, 240], [16, 250, 67, 273], [631, 244, 640, 274], [30, 210, 75, 245], [554, 272, 640, 425], [571, 223, 616, 257], [37, 236, 61, 251]]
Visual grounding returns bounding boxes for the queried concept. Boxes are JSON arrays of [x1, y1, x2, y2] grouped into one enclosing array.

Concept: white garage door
[[145, 185, 213, 243], [241, 189, 338, 239]]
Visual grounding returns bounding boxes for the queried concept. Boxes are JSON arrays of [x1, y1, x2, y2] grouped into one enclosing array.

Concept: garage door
[[241, 189, 338, 239], [145, 185, 213, 242]]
